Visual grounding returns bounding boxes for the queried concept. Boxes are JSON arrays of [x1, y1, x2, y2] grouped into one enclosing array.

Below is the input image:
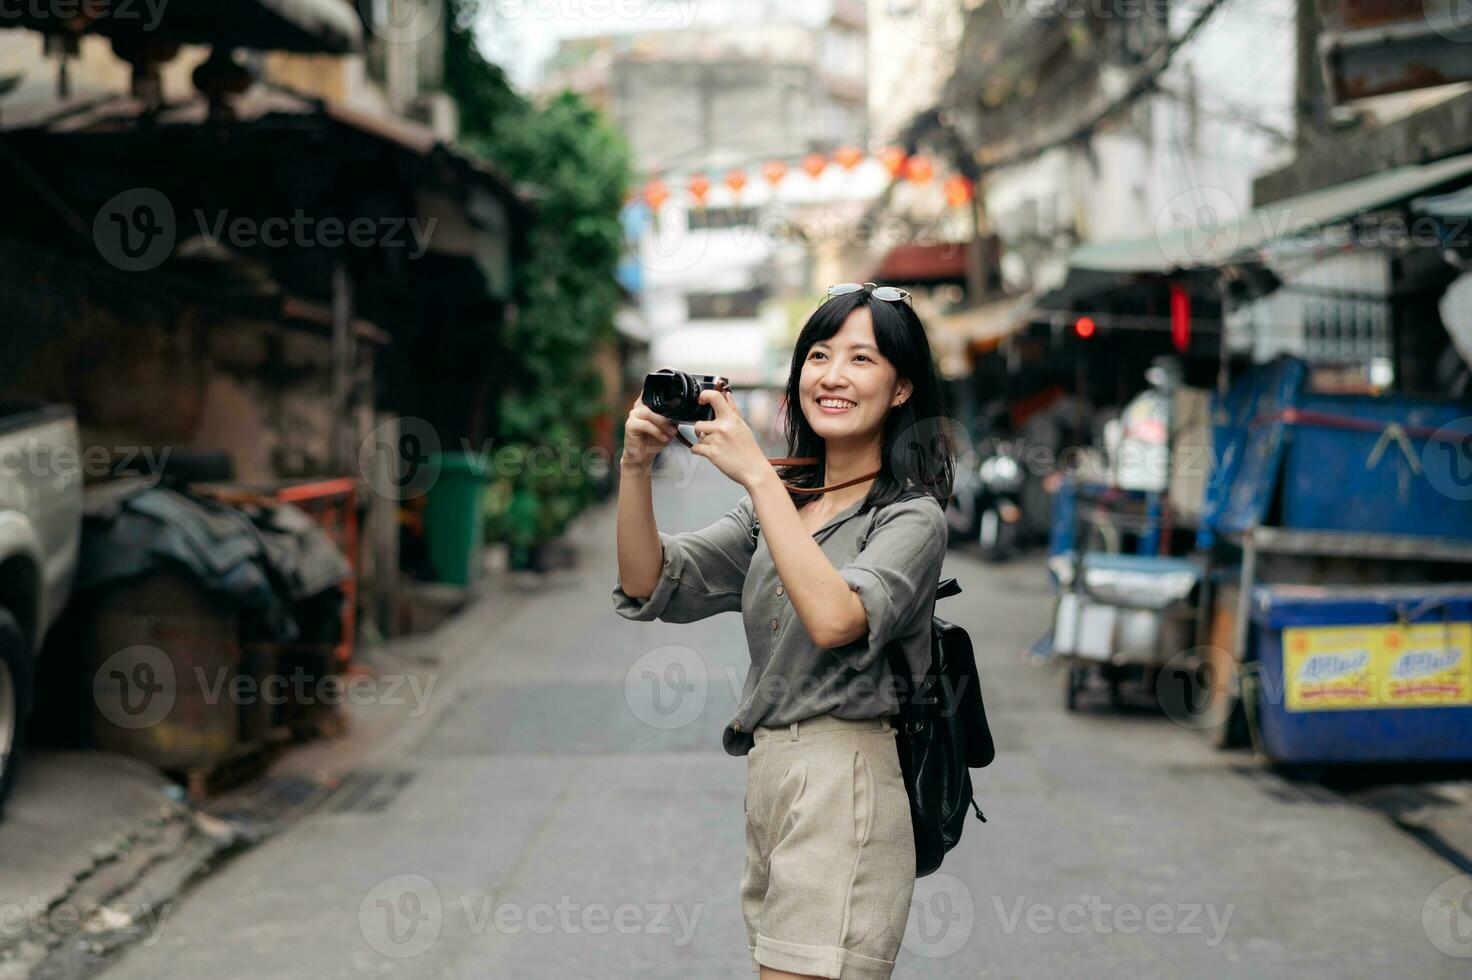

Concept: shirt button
[[771, 618, 780, 631], [776, 586, 785, 597]]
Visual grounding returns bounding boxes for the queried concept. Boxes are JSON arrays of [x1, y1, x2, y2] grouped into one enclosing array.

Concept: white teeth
[[819, 398, 855, 409]]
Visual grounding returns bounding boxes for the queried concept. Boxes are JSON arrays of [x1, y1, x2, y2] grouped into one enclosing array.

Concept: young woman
[[612, 283, 953, 980]]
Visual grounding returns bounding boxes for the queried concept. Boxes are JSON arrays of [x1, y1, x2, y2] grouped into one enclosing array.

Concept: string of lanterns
[[634, 146, 975, 212]]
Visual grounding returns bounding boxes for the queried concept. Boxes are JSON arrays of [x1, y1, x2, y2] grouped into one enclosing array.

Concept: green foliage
[[444, 2, 631, 549]]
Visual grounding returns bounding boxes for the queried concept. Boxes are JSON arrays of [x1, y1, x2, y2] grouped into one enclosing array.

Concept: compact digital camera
[[641, 368, 729, 423]]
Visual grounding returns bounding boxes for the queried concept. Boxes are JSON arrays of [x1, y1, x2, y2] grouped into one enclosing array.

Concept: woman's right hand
[[621, 399, 678, 475]]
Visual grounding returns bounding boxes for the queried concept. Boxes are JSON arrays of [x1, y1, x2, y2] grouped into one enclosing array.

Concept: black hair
[[780, 288, 955, 510]]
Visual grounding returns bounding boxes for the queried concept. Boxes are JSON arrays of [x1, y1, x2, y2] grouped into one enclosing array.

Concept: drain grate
[[321, 769, 417, 814]]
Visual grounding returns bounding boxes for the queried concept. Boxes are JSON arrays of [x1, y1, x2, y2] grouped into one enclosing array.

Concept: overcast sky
[[470, 0, 829, 89]]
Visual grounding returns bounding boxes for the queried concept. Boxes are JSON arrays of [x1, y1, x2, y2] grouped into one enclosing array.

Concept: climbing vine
[[444, 2, 632, 553]]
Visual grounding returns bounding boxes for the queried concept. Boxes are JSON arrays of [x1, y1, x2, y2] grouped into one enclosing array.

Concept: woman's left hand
[[690, 389, 772, 491]]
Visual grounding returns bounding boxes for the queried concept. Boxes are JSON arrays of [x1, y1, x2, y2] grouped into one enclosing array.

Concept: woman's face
[[797, 306, 912, 446]]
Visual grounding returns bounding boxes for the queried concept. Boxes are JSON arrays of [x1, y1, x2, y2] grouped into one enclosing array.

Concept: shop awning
[[8, 0, 362, 53], [929, 296, 1031, 377], [1070, 152, 1472, 274], [869, 241, 971, 284]]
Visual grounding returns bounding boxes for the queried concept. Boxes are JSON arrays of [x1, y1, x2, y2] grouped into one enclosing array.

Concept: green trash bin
[[423, 451, 488, 586]]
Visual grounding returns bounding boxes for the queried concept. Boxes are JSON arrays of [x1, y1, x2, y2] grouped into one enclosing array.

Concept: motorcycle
[[947, 437, 1027, 561]]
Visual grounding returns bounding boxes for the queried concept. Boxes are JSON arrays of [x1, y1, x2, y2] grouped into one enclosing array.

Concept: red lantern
[[1169, 282, 1191, 352], [802, 153, 827, 179], [643, 179, 669, 210], [834, 146, 864, 171], [944, 174, 974, 207], [879, 146, 907, 178], [763, 160, 788, 186], [687, 174, 710, 205], [1074, 315, 1097, 339], [905, 155, 934, 184], [724, 169, 747, 195]]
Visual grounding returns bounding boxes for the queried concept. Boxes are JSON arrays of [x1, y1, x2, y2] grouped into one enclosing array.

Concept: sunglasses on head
[[825, 282, 913, 306]]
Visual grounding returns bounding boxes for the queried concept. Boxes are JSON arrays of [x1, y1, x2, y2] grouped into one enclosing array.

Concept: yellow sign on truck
[[1283, 623, 1472, 711]]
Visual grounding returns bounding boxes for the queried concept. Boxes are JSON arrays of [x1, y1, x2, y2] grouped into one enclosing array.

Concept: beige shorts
[[741, 714, 915, 980]]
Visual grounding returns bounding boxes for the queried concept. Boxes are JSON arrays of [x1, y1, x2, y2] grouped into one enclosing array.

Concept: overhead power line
[[911, 0, 1238, 177]]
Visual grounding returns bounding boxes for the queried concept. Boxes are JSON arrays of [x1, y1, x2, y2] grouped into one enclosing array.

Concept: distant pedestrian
[[614, 283, 954, 979]]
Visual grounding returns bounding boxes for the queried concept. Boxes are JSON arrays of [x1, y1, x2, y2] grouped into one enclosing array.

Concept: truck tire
[[0, 610, 30, 820]]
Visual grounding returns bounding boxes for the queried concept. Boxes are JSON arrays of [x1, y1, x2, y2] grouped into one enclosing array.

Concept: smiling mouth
[[816, 396, 857, 411]]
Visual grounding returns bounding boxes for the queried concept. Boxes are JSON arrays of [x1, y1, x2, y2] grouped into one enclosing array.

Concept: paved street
[[96, 458, 1469, 979]]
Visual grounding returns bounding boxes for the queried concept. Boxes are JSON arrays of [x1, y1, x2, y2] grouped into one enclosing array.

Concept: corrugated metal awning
[[1070, 152, 1472, 274]]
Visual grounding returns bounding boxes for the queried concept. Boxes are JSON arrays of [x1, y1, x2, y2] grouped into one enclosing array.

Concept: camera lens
[[665, 372, 695, 415], [643, 369, 699, 421]]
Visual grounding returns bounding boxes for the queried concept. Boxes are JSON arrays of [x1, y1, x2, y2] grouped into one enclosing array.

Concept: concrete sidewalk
[[0, 752, 235, 979]]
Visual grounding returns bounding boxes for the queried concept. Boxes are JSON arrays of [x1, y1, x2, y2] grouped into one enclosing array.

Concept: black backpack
[[884, 576, 995, 877]]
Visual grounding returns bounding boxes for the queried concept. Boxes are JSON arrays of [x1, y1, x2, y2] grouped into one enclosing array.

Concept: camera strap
[[672, 429, 880, 495]]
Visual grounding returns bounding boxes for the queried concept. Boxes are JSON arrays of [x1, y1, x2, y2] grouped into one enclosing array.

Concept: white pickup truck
[[0, 404, 83, 817]]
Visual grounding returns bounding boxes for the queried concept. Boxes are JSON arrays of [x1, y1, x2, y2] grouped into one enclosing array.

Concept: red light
[[1074, 316, 1097, 339], [1169, 282, 1191, 352]]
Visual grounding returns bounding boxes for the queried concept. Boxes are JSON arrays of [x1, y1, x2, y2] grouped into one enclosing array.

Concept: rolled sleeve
[[612, 495, 756, 623], [836, 496, 947, 673]]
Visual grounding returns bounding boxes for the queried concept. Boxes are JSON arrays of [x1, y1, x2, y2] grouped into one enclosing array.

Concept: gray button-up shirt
[[612, 489, 948, 756]]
